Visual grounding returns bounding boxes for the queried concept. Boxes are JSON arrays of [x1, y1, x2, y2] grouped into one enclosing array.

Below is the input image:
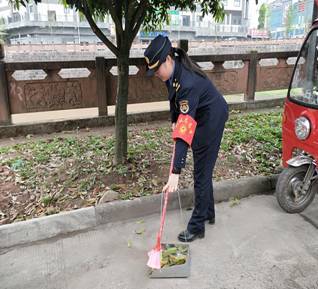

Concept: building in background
[[268, 0, 314, 39], [0, 0, 111, 44], [1, 0, 250, 44], [140, 1, 249, 41], [245, 0, 270, 39]]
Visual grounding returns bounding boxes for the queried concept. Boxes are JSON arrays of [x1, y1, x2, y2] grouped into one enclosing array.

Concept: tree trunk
[[115, 49, 129, 164]]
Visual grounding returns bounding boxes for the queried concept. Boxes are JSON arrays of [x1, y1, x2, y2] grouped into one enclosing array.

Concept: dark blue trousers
[[187, 118, 226, 234]]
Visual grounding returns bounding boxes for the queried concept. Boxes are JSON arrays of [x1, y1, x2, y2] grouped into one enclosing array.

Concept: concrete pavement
[[1, 98, 285, 139], [0, 175, 277, 249], [1, 194, 318, 289], [10, 92, 285, 125]]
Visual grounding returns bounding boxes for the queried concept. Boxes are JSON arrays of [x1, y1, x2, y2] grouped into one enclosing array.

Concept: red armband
[[172, 114, 197, 146]]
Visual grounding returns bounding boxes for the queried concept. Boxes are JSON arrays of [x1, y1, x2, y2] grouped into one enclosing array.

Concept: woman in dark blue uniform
[[144, 35, 228, 242]]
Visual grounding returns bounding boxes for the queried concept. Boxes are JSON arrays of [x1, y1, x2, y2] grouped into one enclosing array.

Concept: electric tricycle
[[276, 19, 318, 213]]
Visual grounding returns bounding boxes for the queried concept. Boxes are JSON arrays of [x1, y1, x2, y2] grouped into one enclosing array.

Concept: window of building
[[196, 15, 203, 22], [48, 10, 56, 22], [12, 12, 21, 22], [170, 15, 179, 26], [234, 0, 240, 7], [29, 5, 33, 14], [182, 15, 190, 26], [223, 14, 227, 25], [232, 15, 242, 25]]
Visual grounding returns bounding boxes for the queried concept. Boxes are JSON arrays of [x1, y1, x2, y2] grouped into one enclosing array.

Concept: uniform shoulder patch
[[179, 100, 189, 114]]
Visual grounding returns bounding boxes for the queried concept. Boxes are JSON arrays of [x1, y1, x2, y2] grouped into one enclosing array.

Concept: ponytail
[[170, 47, 207, 79]]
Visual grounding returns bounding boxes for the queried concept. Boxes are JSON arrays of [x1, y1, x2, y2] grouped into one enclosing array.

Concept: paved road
[[1, 195, 318, 289]]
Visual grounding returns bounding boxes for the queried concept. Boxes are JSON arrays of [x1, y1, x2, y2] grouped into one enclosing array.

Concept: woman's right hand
[[172, 123, 176, 131], [162, 173, 180, 194]]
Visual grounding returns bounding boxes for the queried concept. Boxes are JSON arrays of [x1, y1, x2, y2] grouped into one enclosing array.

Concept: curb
[[0, 174, 278, 250], [0, 99, 284, 138]]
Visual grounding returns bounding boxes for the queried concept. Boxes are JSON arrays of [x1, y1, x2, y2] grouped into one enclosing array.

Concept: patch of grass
[[120, 191, 135, 200], [8, 158, 25, 171], [221, 111, 282, 174], [41, 194, 55, 207], [222, 112, 282, 151], [115, 164, 129, 176], [78, 176, 97, 192], [0, 146, 11, 154]]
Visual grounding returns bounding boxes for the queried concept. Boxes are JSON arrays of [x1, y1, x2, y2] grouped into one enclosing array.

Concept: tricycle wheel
[[276, 165, 317, 213]]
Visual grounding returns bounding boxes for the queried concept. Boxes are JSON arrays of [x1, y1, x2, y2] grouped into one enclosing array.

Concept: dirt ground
[[0, 112, 282, 225]]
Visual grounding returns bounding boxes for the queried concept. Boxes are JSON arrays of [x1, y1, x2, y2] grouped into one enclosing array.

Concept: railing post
[[95, 56, 108, 116], [244, 50, 258, 102], [0, 43, 11, 125], [178, 39, 188, 52]]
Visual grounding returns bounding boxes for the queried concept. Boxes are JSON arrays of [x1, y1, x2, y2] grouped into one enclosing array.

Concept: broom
[[147, 142, 176, 269]]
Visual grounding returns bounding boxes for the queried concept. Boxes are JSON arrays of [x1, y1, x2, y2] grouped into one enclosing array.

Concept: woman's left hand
[[162, 174, 180, 193]]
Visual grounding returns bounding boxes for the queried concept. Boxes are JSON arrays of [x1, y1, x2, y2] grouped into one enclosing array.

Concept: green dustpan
[[148, 243, 191, 278]]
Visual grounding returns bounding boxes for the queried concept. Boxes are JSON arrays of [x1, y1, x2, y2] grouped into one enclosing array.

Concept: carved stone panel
[[207, 69, 247, 95], [129, 76, 167, 103], [209, 71, 238, 94], [257, 66, 294, 91], [107, 74, 167, 105], [8, 67, 98, 114], [23, 81, 82, 112]]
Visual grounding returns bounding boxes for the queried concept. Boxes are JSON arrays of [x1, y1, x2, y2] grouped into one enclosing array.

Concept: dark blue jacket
[[167, 58, 229, 172]]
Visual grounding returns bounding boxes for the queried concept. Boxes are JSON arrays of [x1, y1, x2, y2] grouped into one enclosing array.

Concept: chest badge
[[179, 100, 189, 114]]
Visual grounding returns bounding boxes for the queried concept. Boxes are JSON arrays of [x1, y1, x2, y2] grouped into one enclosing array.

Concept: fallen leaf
[[135, 228, 145, 235], [127, 240, 132, 248]]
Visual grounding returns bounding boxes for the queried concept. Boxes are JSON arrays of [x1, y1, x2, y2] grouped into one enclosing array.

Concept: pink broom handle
[[155, 142, 176, 250]]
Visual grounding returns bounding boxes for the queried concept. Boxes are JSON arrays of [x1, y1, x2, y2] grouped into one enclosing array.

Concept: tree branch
[[131, 5, 147, 42], [127, 0, 137, 24], [130, 0, 147, 28], [80, 1, 119, 57], [89, 0, 122, 34], [124, 0, 129, 36], [114, 0, 123, 28]]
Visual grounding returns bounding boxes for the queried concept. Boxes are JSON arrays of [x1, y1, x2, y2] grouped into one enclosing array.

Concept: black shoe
[[178, 229, 205, 242], [207, 217, 215, 225]]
